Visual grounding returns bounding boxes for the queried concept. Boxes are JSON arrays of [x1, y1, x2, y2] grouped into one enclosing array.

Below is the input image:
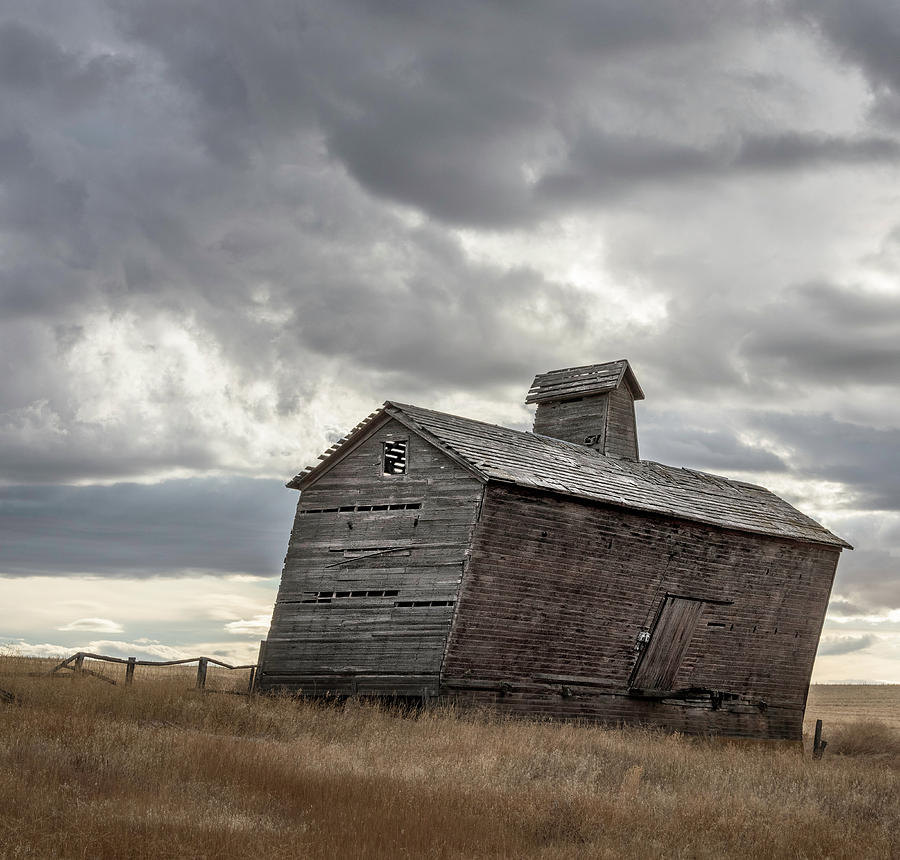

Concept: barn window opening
[[302, 589, 400, 602], [383, 440, 408, 474], [394, 600, 455, 608], [707, 622, 726, 628], [300, 501, 421, 515]]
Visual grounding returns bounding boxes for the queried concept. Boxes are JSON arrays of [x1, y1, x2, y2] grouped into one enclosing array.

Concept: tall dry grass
[[0, 655, 897, 859]]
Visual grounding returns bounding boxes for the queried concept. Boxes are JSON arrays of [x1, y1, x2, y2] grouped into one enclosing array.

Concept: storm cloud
[[817, 633, 876, 656], [0, 479, 295, 577], [1, 1, 898, 677]]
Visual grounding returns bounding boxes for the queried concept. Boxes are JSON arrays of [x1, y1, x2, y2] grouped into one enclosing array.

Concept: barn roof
[[386, 403, 851, 549], [526, 359, 645, 403], [288, 401, 851, 550]]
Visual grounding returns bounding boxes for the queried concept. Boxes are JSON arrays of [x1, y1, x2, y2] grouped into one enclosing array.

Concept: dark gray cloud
[[99, 1, 900, 227], [817, 633, 876, 656], [827, 597, 869, 617], [749, 412, 900, 511], [792, 0, 900, 124], [829, 547, 900, 613], [538, 131, 900, 205], [0, 0, 897, 656], [0, 19, 132, 106], [639, 411, 787, 474], [739, 281, 900, 388], [0, 478, 296, 577]]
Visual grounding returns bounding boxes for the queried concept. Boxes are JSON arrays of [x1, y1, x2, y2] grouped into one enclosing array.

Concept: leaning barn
[[258, 360, 850, 740]]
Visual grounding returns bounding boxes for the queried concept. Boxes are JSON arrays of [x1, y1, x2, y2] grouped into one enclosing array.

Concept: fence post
[[196, 657, 208, 690], [125, 657, 136, 687], [74, 653, 85, 675], [813, 719, 827, 759], [252, 639, 267, 695], [247, 666, 256, 695]]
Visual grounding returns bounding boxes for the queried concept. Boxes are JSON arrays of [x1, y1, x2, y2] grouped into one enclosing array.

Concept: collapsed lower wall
[[440, 484, 841, 740]]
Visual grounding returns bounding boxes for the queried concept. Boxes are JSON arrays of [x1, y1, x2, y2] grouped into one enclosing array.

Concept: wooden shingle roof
[[526, 359, 645, 403], [384, 402, 851, 549]]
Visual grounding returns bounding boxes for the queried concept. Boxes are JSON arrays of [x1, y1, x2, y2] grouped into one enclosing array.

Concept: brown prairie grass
[[0, 658, 897, 860]]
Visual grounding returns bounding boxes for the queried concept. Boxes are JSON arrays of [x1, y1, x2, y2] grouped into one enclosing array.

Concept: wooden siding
[[603, 385, 638, 460], [630, 597, 703, 692], [532, 393, 609, 451], [259, 418, 484, 696], [440, 484, 841, 740]]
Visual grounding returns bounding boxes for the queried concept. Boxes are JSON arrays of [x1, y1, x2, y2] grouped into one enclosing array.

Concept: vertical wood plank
[[631, 597, 704, 691]]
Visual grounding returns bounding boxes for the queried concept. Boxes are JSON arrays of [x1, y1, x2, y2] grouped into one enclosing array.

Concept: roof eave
[[620, 360, 645, 401], [483, 477, 851, 550], [286, 409, 393, 491], [383, 402, 490, 483]]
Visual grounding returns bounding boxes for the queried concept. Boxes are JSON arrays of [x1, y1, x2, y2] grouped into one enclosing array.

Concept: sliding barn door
[[630, 597, 703, 692]]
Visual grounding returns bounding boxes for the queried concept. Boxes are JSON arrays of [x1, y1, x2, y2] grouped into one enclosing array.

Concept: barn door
[[630, 597, 703, 693]]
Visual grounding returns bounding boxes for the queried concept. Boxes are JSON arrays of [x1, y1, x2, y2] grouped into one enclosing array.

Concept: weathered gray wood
[[440, 483, 842, 740], [630, 597, 703, 692], [260, 416, 485, 692], [263, 361, 848, 741], [196, 657, 208, 690], [125, 657, 136, 686], [48, 654, 78, 675], [813, 718, 827, 758], [526, 360, 644, 403], [533, 393, 610, 452], [380, 402, 849, 548]]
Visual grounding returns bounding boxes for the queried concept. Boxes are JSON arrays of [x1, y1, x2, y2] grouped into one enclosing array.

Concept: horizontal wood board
[[532, 393, 610, 451], [260, 418, 484, 696]]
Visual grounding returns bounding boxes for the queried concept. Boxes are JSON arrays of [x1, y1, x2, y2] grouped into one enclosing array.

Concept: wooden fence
[[49, 652, 258, 693]]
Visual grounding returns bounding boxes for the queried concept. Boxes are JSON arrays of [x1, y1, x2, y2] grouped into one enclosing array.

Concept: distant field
[[1, 656, 898, 859], [806, 684, 900, 731]]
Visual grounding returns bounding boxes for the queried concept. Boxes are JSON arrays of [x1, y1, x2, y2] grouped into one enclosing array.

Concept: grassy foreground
[[1, 659, 898, 859]]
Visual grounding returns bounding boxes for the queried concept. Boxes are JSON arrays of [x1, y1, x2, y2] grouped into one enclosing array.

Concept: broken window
[[394, 600, 455, 608], [383, 440, 408, 475], [300, 502, 420, 515], [300, 589, 399, 603]]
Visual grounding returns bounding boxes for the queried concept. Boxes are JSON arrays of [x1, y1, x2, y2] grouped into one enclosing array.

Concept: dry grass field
[[0, 655, 897, 859], [805, 683, 900, 730]]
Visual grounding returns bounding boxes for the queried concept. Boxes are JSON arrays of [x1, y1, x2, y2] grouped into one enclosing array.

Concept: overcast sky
[[1, 0, 898, 682]]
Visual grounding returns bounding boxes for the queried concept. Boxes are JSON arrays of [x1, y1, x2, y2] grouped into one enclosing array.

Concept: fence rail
[[49, 651, 258, 693]]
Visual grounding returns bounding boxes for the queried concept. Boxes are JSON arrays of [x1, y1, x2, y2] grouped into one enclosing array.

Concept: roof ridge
[[291, 400, 850, 549]]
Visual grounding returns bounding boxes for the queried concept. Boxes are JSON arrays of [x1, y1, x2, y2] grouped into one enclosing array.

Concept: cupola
[[526, 359, 644, 460]]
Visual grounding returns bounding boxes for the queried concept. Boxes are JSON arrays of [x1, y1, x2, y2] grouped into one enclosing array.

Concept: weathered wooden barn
[[257, 360, 850, 740]]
